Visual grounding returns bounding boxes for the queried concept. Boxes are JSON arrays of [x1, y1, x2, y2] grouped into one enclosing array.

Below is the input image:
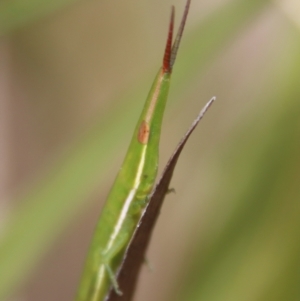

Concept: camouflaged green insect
[[76, 1, 191, 300]]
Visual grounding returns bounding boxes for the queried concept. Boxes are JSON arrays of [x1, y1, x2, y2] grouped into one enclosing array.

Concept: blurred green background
[[1, 0, 300, 300]]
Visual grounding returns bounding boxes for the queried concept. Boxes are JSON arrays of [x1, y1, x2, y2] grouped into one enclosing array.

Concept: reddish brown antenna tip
[[162, 0, 191, 73], [162, 6, 175, 73], [170, 0, 191, 70]]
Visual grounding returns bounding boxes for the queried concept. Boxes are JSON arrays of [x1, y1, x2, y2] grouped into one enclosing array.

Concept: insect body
[[76, 1, 191, 300]]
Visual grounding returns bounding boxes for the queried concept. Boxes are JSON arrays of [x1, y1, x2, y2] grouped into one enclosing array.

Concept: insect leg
[[102, 231, 131, 295], [104, 263, 123, 295]]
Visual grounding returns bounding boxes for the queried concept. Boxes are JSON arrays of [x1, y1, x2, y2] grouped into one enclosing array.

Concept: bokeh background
[[1, 0, 300, 300]]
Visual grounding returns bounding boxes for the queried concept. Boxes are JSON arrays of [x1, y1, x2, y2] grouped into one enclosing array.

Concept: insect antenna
[[170, 0, 191, 70], [163, 6, 175, 73]]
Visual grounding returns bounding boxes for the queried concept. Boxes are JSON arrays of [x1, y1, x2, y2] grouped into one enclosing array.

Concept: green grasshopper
[[76, 1, 191, 300]]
